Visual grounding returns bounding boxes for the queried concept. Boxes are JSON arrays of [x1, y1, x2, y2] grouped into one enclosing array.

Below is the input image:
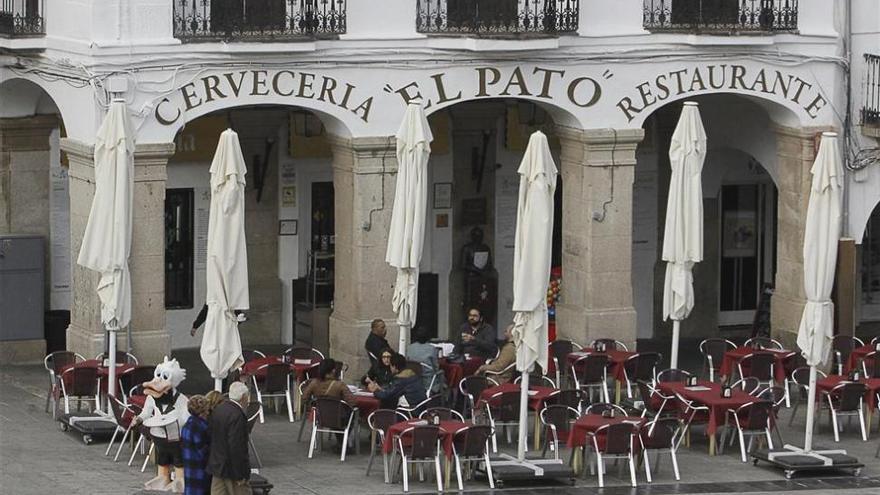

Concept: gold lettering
[[476, 67, 501, 97], [567, 77, 601, 108], [155, 97, 181, 125], [272, 70, 296, 97]]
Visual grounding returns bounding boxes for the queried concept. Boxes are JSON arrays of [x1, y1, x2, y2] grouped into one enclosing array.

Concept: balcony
[[0, 0, 44, 37], [863, 54, 880, 126], [643, 0, 797, 33], [416, 0, 579, 37], [173, 0, 346, 42]]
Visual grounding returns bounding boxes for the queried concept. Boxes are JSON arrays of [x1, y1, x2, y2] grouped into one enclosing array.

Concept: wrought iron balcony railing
[[864, 54, 880, 126], [643, 0, 797, 33], [174, 0, 346, 41], [0, 0, 44, 37], [416, 0, 579, 36]]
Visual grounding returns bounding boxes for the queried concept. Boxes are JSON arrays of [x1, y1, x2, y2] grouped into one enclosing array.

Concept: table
[[657, 381, 756, 455], [566, 349, 637, 402], [439, 357, 484, 391], [718, 347, 793, 384], [352, 390, 381, 418], [815, 375, 880, 430], [476, 383, 556, 450], [59, 359, 136, 393], [845, 345, 877, 374]]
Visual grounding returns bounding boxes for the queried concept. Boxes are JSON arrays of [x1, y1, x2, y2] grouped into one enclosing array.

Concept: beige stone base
[[66, 324, 171, 365], [0, 339, 47, 365], [557, 304, 637, 350]]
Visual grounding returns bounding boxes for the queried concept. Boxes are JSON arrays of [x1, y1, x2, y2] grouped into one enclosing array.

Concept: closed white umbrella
[[511, 131, 556, 462], [386, 102, 432, 353], [77, 99, 134, 409], [200, 129, 250, 391], [662, 102, 706, 369], [798, 132, 843, 452]]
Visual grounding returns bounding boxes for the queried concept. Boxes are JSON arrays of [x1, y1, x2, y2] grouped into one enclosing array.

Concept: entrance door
[[718, 183, 775, 326], [862, 210, 880, 321]]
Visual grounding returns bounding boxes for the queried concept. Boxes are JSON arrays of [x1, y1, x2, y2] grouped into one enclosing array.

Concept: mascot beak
[[142, 376, 172, 398]]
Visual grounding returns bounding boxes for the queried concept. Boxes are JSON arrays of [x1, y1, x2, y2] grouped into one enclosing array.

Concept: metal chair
[[514, 368, 556, 388], [95, 351, 139, 366], [120, 365, 155, 403], [43, 351, 85, 418], [590, 338, 629, 351], [366, 409, 408, 482], [392, 425, 443, 492], [549, 339, 581, 387], [484, 390, 521, 452], [583, 422, 638, 487], [638, 417, 681, 482], [623, 352, 662, 398], [636, 380, 674, 419], [860, 350, 880, 378], [831, 336, 864, 375], [308, 398, 356, 461], [242, 349, 267, 364], [673, 393, 710, 450], [744, 337, 783, 350], [105, 394, 141, 461], [757, 385, 786, 446], [396, 395, 441, 419], [788, 367, 826, 426], [459, 376, 496, 419], [719, 400, 775, 462], [484, 362, 516, 385], [451, 425, 495, 490], [540, 405, 578, 459], [731, 377, 762, 395], [419, 362, 441, 394], [296, 380, 314, 441], [656, 368, 692, 383], [585, 402, 627, 416], [58, 366, 100, 415], [571, 354, 610, 403], [699, 338, 736, 382], [737, 352, 775, 390], [419, 407, 465, 422], [824, 382, 868, 442], [245, 401, 263, 468], [546, 388, 587, 414], [251, 362, 294, 423], [284, 346, 325, 363]]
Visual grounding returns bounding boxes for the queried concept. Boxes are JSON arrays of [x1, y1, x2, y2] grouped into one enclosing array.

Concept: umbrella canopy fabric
[[386, 102, 432, 351], [797, 133, 843, 367], [662, 102, 706, 323], [511, 131, 557, 374], [200, 129, 250, 380], [77, 100, 134, 330]]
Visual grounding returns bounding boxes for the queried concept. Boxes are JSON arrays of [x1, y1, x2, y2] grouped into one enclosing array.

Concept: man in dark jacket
[[367, 354, 427, 410], [453, 307, 497, 359], [364, 319, 391, 365], [207, 381, 251, 494]]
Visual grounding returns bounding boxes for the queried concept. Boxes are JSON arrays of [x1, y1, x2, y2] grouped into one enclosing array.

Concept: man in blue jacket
[[367, 353, 427, 410]]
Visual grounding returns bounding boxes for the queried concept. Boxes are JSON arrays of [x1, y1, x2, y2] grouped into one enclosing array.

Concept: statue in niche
[[460, 227, 492, 275], [459, 227, 497, 326]]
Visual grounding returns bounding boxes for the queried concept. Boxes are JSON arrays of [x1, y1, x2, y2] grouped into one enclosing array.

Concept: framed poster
[[433, 182, 452, 209], [279, 219, 298, 236]]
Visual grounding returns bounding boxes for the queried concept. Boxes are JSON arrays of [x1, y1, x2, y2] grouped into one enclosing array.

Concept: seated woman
[[406, 326, 445, 393], [475, 324, 516, 384], [368, 353, 427, 410], [302, 358, 355, 406], [364, 348, 395, 387]]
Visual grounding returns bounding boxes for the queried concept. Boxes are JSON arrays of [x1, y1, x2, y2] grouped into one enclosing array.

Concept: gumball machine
[[547, 267, 562, 341]]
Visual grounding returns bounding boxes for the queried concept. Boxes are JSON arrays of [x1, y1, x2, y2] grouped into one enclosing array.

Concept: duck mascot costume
[[136, 357, 190, 492]]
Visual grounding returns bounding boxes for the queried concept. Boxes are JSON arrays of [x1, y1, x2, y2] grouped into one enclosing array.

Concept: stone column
[[327, 135, 398, 376], [0, 115, 57, 364], [62, 138, 175, 364], [555, 127, 644, 350], [771, 125, 833, 349]]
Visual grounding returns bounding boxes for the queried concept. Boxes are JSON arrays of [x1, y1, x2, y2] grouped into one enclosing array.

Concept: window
[[165, 189, 194, 309]]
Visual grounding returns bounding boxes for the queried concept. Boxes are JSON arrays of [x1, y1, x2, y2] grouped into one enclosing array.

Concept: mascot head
[[143, 356, 187, 399]]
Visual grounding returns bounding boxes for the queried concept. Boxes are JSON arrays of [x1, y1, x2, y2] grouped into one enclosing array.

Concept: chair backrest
[[47, 351, 82, 375], [368, 409, 408, 435], [460, 375, 491, 402], [314, 398, 354, 430], [791, 366, 825, 387], [242, 349, 266, 363], [636, 380, 667, 415], [245, 401, 262, 433], [699, 338, 734, 369], [835, 382, 868, 411], [540, 405, 578, 434], [109, 394, 139, 428], [862, 351, 880, 378], [64, 366, 99, 397], [744, 337, 783, 350], [742, 352, 774, 380], [738, 400, 774, 430], [420, 407, 464, 422], [572, 354, 608, 383], [284, 346, 324, 364], [639, 417, 679, 450], [262, 363, 291, 393], [406, 395, 442, 417], [624, 352, 661, 383], [95, 351, 138, 365], [514, 373, 556, 388], [401, 425, 440, 458], [732, 377, 761, 395], [603, 422, 636, 454], [549, 340, 578, 366], [547, 389, 585, 412], [591, 338, 628, 351], [123, 365, 156, 390], [656, 368, 692, 383], [452, 425, 493, 458], [495, 391, 521, 421], [757, 386, 786, 409], [585, 402, 627, 417]]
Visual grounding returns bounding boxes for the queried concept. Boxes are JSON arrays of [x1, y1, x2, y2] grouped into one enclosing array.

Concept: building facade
[[1, 0, 878, 374]]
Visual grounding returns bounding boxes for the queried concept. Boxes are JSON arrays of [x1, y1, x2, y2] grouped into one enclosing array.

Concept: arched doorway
[[860, 202, 880, 324]]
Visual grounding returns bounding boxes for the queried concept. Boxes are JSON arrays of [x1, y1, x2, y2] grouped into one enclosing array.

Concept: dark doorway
[[165, 188, 194, 309]]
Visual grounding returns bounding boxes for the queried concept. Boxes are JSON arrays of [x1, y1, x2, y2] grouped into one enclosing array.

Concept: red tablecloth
[[718, 347, 793, 383], [566, 350, 636, 382], [657, 381, 756, 436], [439, 357, 484, 390], [476, 383, 556, 411], [382, 419, 472, 458], [241, 355, 319, 381], [59, 359, 136, 391], [352, 392, 381, 417], [845, 345, 877, 374], [566, 414, 645, 448], [815, 375, 880, 412]]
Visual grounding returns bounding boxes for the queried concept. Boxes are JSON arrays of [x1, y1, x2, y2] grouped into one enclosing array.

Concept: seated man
[[454, 307, 497, 359], [367, 354, 427, 410], [476, 324, 516, 384], [365, 319, 390, 365], [406, 327, 445, 393]]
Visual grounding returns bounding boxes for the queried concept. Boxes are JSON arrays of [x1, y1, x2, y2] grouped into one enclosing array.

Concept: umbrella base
[[478, 453, 575, 487], [752, 445, 863, 479], [58, 412, 117, 445]]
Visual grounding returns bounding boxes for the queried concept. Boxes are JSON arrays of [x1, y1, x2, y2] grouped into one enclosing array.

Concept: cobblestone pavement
[[1, 363, 879, 495]]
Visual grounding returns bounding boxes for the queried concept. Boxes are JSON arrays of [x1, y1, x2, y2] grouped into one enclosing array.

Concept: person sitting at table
[[302, 358, 355, 406], [364, 347, 395, 387], [407, 326, 446, 393], [367, 354, 427, 409], [475, 324, 516, 384], [454, 307, 497, 359], [364, 319, 391, 365]]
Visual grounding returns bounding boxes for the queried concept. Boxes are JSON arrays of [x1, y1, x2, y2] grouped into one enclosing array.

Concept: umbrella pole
[[214, 378, 223, 392], [803, 365, 818, 452], [106, 325, 117, 415], [517, 369, 529, 462], [398, 322, 409, 355], [670, 320, 681, 369]]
